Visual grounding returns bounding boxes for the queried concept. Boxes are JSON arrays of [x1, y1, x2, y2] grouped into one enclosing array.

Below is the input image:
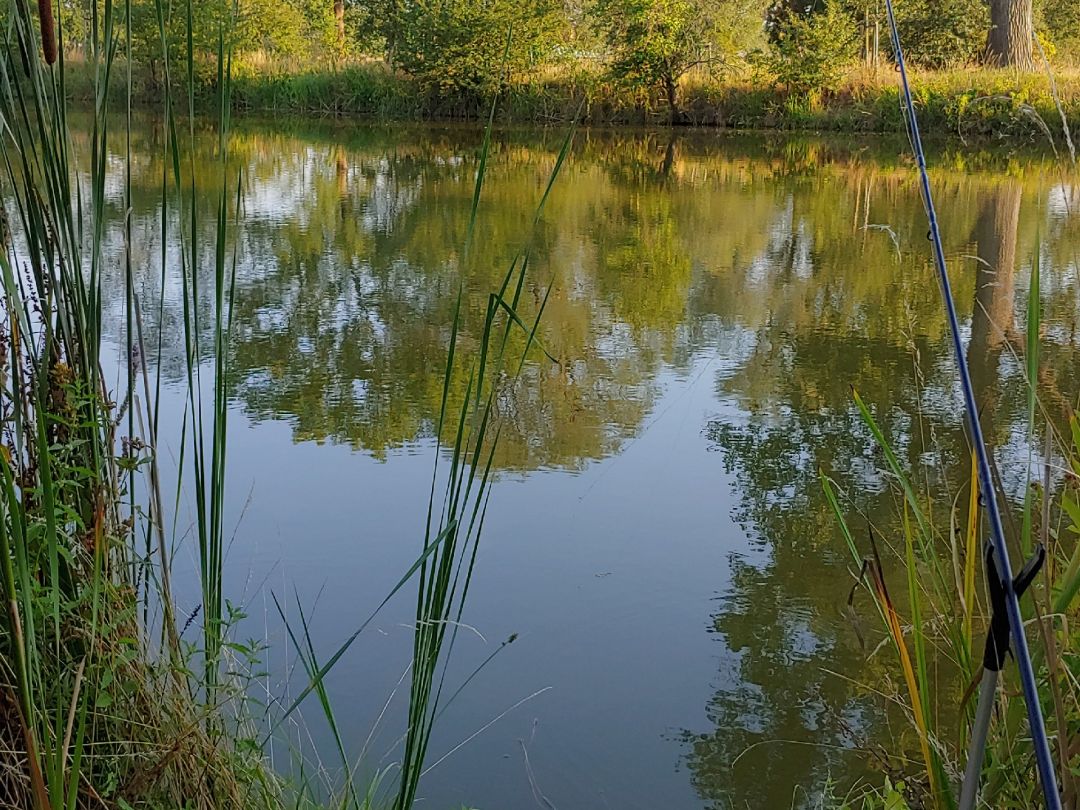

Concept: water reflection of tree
[[224, 138, 683, 468], [93, 122, 1079, 473], [969, 182, 1021, 444], [84, 119, 1080, 803], [695, 326, 945, 808]]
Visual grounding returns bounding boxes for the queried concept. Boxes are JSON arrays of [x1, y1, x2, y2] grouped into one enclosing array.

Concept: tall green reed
[[0, 0, 260, 804], [158, 0, 240, 697], [1, 1, 576, 804], [394, 93, 577, 810], [0, 0, 118, 804]]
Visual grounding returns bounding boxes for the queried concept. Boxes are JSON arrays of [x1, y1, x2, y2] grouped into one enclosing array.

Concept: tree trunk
[[334, 0, 346, 60], [985, 0, 1034, 69], [663, 73, 682, 125]]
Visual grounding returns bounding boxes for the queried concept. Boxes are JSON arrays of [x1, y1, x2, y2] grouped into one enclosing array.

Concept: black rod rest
[[984, 542, 1046, 673]]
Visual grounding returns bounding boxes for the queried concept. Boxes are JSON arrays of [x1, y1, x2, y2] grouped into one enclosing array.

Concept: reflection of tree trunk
[[952, 184, 1021, 560], [985, 0, 1034, 69], [968, 183, 1021, 438], [971, 185, 1020, 354], [336, 150, 348, 219], [658, 136, 677, 181], [335, 150, 348, 196]]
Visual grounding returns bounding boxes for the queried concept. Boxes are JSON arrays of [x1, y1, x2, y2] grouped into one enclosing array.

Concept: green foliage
[[892, 0, 988, 69], [234, 0, 337, 62], [820, 776, 913, 809], [1039, 0, 1080, 62], [592, 0, 765, 116], [769, 0, 857, 94], [231, 63, 420, 115], [42, 0, 1080, 125], [0, 0, 275, 803], [378, 0, 564, 94], [124, 0, 337, 83]]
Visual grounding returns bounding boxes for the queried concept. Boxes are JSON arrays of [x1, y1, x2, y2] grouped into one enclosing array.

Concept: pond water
[[95, 119, 1080, 809]]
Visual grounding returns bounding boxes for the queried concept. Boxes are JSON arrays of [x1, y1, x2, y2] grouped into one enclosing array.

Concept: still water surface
[[98, 120, 1080, 808]]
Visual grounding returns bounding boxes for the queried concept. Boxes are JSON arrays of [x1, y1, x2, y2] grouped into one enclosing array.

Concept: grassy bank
[[60, 53, 1080, 140], [225, 64, 1080, 141], [0, 10, 263, 804]]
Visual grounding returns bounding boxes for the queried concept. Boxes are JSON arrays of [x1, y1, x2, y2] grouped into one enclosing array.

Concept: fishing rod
[[880, 2, 1062, 808]]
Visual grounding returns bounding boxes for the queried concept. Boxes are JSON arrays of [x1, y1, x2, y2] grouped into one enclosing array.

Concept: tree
[[985, 0, 1034, 68], [376, 0, 564, 95], [126, 0, 331, 79], [334, 0, 346, 60], [768, 0, 857, 94], [592, 0, 766, 124]]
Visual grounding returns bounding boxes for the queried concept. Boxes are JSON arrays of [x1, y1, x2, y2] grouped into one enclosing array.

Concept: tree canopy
[[592, 0, 767, 120], [377, 0, 565, 93], [58, 0, 1080, 103]]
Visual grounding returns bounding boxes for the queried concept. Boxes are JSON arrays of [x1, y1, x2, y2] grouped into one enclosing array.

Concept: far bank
[[63, 61, 1080, 143]]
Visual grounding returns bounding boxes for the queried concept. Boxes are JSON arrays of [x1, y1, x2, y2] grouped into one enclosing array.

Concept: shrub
[[1039, 0, 1080, 63], [386, 0, 565, 95], [769, 0, 858, 95]]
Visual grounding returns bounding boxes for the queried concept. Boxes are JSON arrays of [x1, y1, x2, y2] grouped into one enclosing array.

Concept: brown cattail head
[[38, 0, 56, 65]]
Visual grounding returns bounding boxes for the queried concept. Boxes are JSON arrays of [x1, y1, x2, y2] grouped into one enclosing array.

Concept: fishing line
[[881, 2, 1061, 807]]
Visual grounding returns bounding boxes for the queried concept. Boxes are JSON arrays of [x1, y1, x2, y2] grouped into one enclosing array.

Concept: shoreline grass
[[822, 248, 1080, 808], [60, 55, 1080, 140]]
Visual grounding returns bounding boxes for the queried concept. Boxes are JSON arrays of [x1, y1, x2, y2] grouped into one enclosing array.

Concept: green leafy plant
[[892, 0, 988, 69], [377, 0, 565, 95], [769, 0, 858, 95], [592, 0, 766, 122]]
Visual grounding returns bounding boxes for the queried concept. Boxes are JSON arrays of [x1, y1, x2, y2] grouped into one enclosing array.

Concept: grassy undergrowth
[[0, 0, 264, 804], [0, 1, 569, 808], [61, 55, 1080, 140]]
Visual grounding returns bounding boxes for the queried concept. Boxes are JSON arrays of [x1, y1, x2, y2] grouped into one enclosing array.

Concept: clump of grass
[[823, 250, 1080, 808], [0, 0, 273, 805], [1, 0, 575, 803], [230, 63, 423, 118]]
